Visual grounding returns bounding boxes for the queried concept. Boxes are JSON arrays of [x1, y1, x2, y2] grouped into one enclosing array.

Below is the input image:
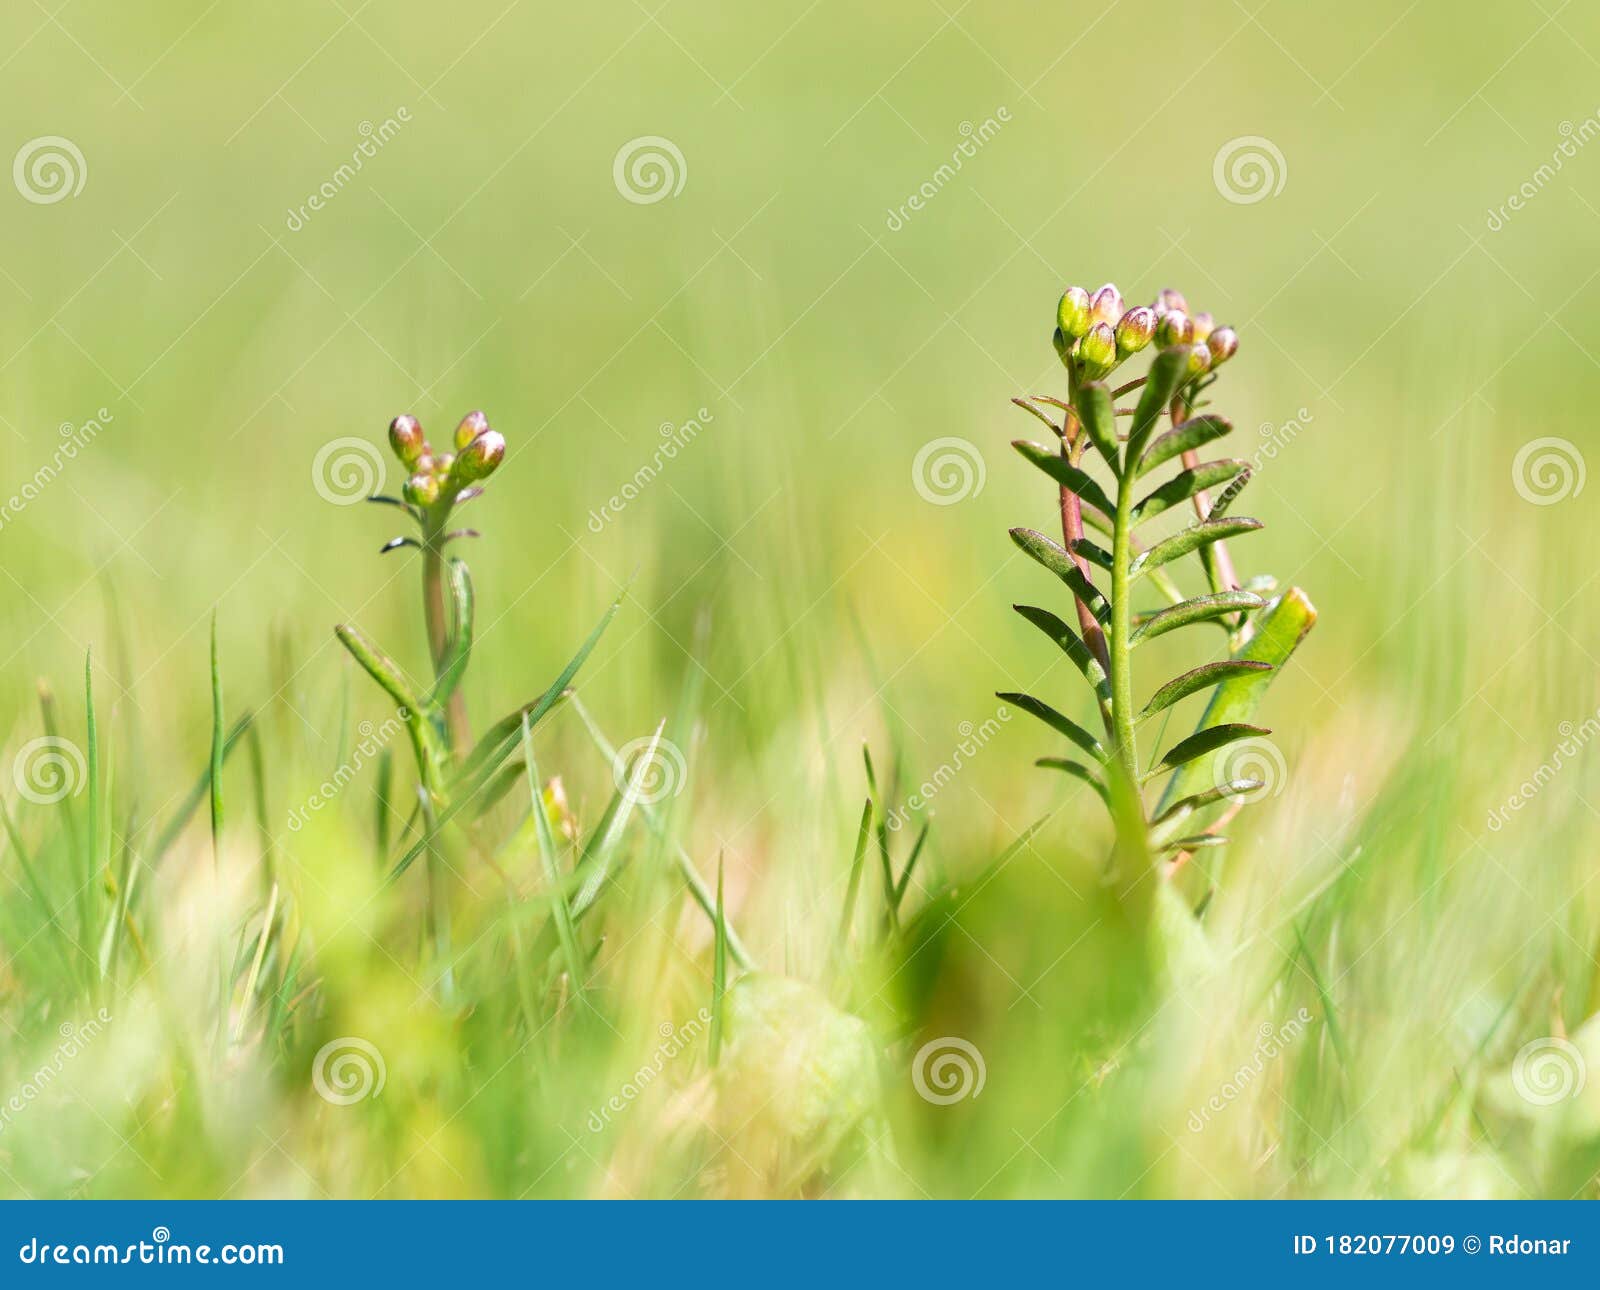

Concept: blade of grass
[[523, 713, 585, 998]]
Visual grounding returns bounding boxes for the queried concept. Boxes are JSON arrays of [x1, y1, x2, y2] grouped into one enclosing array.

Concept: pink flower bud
[[454, 410, 491, 451]]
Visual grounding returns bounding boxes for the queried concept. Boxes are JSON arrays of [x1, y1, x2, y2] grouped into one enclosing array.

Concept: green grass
[[1, 0, 1598, 1199]]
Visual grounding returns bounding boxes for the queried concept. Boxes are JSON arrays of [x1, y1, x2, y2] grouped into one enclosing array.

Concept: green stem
[[1109, 470, 1140, 790], [421, 517, 471, 755]]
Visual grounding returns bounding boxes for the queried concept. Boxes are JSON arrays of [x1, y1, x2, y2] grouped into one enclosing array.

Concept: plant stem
[[1108, 468, 1141, 793], [421, 530, 471, 754]]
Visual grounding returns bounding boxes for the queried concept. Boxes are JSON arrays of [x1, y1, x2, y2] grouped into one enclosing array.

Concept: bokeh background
[[1, 0, 1599, 1199]]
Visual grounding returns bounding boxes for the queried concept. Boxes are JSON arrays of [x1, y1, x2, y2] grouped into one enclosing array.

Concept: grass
[[1, 0, 1598, 1200]]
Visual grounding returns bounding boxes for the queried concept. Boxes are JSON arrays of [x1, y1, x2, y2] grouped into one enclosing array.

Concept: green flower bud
[[413, 452, 436, 477], [403, 471, 441, 507], [1189, 312, 1215, 344], [1088, 283, 1123, 328], [1156, 309, 1193, 348], [454, 410, 490, 451], [1056, 287, 1092, 339], [453, 428, 505, 483], [388, 415, 425, 468], [1186, 343, 1212, 378], [1078, 321, 1117, 375], [1206, 326, 1239, 366], [1154, 288, 1188, 317], [1115, 306, 1157, 356], [435, 452, 455, 478]]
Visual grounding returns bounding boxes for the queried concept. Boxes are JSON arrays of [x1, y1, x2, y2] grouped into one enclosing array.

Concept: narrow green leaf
[[996, 690, 1105, 761], [835, 797, 872, 954], [1012, 443, 1115, 519], [1128, 346, 1191, 459], [1135, 517, 1263, 574], [1155, 780, 1266, 823], [1010, 528, 1110, 623], [1209, 466, 1253, 517], [150, 714, 253, 867], [1138, 661, 1273, 720], [335, 624, 445, 794], [388, 595, 622, 882], [1070, 381, 1120, 470], [1035, 757, 1110, 805], [1153, 722, 1271, 774], [208, 620, 222, 861], [1155, 588, 1317, 819], [523, 714, 584, 997], [1160, 834, 1229, 852], [428, 558, 474, 711], [891, 821, 930, 910], [1012, 605, 1111, 701], [1069, 537, 1113, 572], [1132, 591, 1263, 645], [1139, 414, 1232, 476], [710, 855, 727, 1065], [1131, 459, 1247, 524]]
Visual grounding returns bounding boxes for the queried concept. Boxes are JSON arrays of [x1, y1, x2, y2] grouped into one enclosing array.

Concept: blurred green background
[[2, 0, 1600, 1199]]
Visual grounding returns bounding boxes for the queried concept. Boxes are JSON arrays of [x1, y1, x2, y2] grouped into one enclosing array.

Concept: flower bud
[[454, 410, 490, 451], [1078, 321, 1117, 374], [1189, 312, 1215, 344], [1156, 309, 1193, 348], [1154, 288, 1188, 317], [1056, 287, 1092, 339], [1088, 284, 1123, 327], [435, 452, 455, 477], [453, 428, 506, 483], [1206, 326, 1239, 366], [1186, 344, 1212, 378], [413, 452, 436, 477], [388, 415, 425, 467], [403, 471, 441, 507], [1114, 306, 1157, 356]]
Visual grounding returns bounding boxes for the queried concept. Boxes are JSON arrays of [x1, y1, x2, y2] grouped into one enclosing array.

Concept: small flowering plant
[[1003, 285, 1315, 907]]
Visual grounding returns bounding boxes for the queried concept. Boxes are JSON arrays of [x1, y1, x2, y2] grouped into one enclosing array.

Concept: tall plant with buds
[[1004, 285, 1315, 915], [334, 410, 617, 978]]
